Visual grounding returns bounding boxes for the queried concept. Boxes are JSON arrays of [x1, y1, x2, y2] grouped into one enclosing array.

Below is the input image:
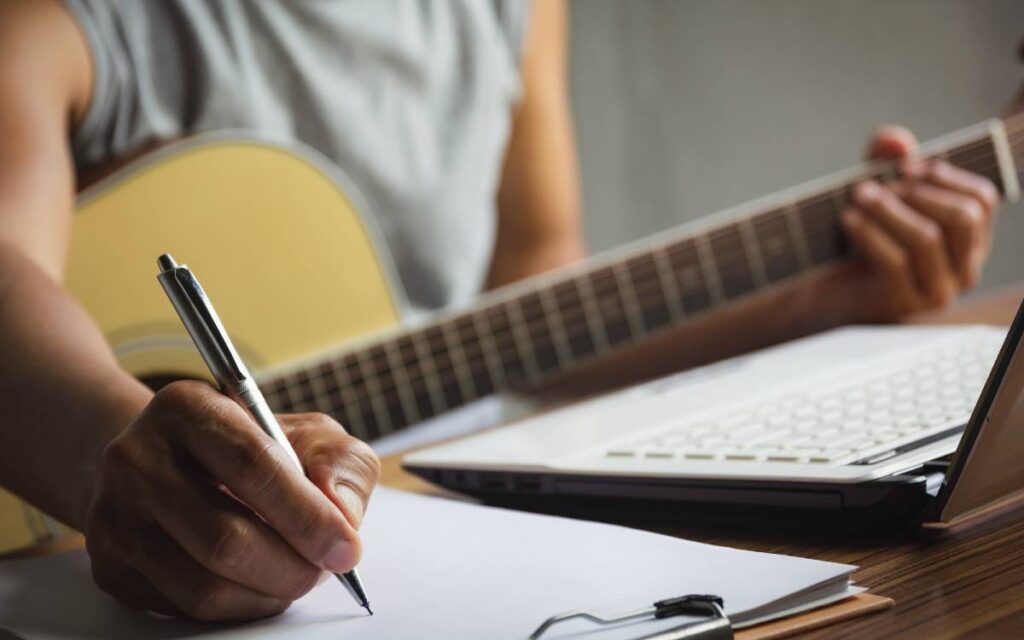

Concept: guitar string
[[267, 144, 1007, 426], [277, 142, 1004, 395], [264, 152, 999, 430], [304, 136, 1006, 398], [268, 148, 1007, 428]]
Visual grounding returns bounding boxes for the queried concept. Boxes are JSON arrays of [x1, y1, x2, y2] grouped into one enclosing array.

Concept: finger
[[129, 525, 291, 622], [841, 209, 923, 311], [866, 125, 918, 160], [852, 181, 959, 306], [918, 161, 1000, 220], [146, 462, 324, 602], [151, 383, 361, 574], [890, 181, 988, 287], [89, 551, 181, 617], [282, 413, 381, 530]]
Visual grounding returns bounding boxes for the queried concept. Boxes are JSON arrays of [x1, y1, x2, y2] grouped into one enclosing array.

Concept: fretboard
[[261, 116, 1024, 443]]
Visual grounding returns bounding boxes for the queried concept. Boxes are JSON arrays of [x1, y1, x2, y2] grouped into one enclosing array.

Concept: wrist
[[63, 375, 151, 530]]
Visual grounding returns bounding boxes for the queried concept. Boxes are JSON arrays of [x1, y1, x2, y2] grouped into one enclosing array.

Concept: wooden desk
[[4, 282, 1024, 638], [381, 282, 1024, 640]]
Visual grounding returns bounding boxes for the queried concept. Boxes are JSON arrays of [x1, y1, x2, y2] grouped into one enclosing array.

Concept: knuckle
[[312, 412, 347, 434], [888, 249, 910, 273], [232, 438, 285, 498], [916, 220, 943, 249], [957, 199, 984, 228], [207, 517, 253, 573], [346, 439, 382, 483], [99, 436, 149, 482], [151, 380, 204, 414], [978, 181, 999, 210]]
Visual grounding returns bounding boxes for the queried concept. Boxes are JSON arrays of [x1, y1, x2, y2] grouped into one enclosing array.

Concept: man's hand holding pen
[[84, 380, 380, 621]]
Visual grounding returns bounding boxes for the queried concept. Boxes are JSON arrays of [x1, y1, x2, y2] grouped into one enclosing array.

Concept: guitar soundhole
[[139, 373, 202, 392]]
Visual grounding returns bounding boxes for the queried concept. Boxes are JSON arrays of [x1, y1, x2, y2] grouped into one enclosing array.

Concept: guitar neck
[[261, 116, 1024, 443]]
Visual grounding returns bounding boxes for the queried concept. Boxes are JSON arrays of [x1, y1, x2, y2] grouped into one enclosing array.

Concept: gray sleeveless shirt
[[64, 0, 528, 314]]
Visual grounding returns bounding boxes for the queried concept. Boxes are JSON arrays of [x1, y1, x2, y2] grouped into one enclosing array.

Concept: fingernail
[[334, 484, 366, 528], [324, 539, 357, 573]]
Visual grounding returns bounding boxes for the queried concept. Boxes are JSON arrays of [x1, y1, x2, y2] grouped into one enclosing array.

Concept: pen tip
[[362, 603, 373, 616]]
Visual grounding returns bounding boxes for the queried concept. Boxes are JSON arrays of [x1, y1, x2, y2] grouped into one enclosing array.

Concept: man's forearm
[[0, 241, 151, 529]]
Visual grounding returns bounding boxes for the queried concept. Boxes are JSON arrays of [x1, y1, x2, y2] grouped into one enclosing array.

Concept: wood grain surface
[[4, 283, 1024, 638], [380, 283, 1024, 640]]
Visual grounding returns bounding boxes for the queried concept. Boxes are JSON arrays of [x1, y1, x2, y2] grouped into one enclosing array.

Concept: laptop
[[403, 299, 1024, 527]]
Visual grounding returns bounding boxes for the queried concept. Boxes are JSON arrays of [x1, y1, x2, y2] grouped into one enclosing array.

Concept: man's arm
[[487, 0, 585, 288], [493, 2, 998, 396], [0, 0, 379, 621]]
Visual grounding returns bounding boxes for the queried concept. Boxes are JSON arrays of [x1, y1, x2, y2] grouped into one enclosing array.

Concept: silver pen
[[156, 253, 372, 615]]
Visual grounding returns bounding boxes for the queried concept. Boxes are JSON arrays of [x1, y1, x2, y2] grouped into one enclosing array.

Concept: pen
[[155, 253, 373, 615]]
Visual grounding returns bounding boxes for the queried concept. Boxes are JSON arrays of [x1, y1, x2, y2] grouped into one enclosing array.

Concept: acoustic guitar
[[2, 117, 1022, 551]]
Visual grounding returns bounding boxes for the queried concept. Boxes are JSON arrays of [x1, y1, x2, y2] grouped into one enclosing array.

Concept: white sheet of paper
[[0, 489, 857, 639]]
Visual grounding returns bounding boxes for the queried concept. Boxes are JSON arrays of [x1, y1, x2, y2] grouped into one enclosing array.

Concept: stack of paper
[[0, 489, 862, 639]]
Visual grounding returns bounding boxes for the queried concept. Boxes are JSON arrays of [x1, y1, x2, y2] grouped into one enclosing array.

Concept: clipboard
[[530, 592, 893, 640]]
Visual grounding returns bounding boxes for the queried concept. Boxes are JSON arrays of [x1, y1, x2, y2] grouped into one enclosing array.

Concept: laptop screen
[[937, 297, 1024, 523]]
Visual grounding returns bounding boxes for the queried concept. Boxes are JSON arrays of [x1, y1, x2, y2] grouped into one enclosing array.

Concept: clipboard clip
[[529, 593, 732, 640]]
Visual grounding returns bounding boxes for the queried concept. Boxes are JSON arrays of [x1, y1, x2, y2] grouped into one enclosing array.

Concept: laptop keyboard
[[605, 330, 1004, 466]]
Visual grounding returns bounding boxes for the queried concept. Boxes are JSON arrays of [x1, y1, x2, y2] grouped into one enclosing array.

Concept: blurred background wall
[[569, 0, 1024, 293]]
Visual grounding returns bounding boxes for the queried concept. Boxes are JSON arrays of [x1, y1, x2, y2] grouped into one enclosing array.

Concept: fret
[[988, 121, 1021, 202], [355, 347, 393, 436], [693, 234, 726, 304], [549, 279, 598, 362], [797, 195, 845, 265], [439, 321, 477, 404], [538, 286, 575, 368], [652, 245, 685, 322], [307, 365, 334, 414], [454, 316, 495, 397], [588, 266, 634, 347], [573, 276, 611, 356], [423, 325, 464, 409], [831, 185, 850, 215], [782, 203, 814, 270], [329, 356, 370, 439], [666, 239, 713, 315], [395, 335, 438, 422], [519, 292, 560, 374], [753, 210, 802, 283], [482, 304, 530, 384], [505, 297, 542, 384], [624, 255, 673, 333], [409, 330, 448, 416], [738, 218, 769, 288], [382, 339, 420, 427], [283, 374, 306, 413], [707, 229, 756, 300], [470, 311, 506, 392], [611, 263, 646, 338], [262, 384, 287, 413]]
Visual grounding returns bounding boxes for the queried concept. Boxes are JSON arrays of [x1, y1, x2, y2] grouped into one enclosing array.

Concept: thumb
[[866, 124, 918, 160]]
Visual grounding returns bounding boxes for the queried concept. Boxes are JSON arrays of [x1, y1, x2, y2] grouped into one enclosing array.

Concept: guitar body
[[68, 136, 404, 385]]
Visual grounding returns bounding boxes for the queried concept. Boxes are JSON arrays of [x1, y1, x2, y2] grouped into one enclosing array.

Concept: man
[[0, 0, 1003, 622]]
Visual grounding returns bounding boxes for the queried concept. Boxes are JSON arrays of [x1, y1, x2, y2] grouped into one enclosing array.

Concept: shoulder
[[0, 0, 92, 127]]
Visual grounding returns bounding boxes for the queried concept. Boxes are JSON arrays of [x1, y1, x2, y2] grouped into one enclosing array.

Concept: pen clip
[[173, 266, 248, 383]]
